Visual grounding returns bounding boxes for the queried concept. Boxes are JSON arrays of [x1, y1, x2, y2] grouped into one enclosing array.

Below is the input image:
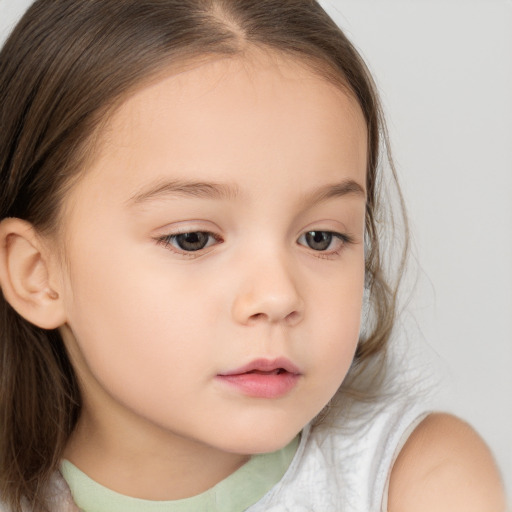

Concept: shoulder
[[388, 413, 506, 512]]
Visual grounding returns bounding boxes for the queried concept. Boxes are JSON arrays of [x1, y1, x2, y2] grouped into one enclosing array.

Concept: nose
[[231, 252, 304, 326]]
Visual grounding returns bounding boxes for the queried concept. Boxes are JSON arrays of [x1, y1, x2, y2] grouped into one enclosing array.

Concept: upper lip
[[218, 357, 301, 376]]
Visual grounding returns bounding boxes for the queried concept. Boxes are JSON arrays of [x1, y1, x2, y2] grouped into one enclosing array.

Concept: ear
[[0, 218, 66, 329]]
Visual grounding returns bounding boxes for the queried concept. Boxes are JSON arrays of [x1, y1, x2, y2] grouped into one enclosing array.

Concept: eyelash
[[155, 230, 353, 258], [156, 231, 223, 257], [297, 231, 353, 259]]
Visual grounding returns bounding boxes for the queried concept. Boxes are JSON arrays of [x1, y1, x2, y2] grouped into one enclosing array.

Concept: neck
[[64, 401, 249, 501]]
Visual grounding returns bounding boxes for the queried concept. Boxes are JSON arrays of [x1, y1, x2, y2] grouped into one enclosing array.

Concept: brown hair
[[0, 1, 406, 509]]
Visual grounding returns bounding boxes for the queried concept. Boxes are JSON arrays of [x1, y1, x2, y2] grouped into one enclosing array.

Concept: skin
[[388, 413, 506, 511], [0, 50, 505, 508], [56, 51, 368, 499]]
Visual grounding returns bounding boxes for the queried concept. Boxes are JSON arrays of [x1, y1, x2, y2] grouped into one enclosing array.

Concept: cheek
[[316, 294, 362, 379], [61, 227, 365, 434], [300, 260, 365, 393], [62, 241, 219, 399]]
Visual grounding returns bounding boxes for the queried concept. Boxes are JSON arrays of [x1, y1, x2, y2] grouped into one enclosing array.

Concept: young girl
[[0, 1, 505, 511]]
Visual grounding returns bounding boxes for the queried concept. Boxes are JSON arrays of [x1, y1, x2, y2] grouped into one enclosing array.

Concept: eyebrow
[[302, 179, 366, 207], [127, 177, 366, 206], [127, 179, 240, 205]]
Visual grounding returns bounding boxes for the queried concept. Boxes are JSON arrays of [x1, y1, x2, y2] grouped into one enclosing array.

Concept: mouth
[[216, 358, 301, 399], [243, 368, 287, 375], [218, 358, 301, 377]]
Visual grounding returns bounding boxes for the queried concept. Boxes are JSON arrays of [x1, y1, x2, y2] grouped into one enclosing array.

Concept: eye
[[297, 231, 349, 252], [157, 231, 219, 252]]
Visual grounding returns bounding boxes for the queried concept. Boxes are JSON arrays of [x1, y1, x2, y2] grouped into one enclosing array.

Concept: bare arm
[[388, 413, 507, 512]]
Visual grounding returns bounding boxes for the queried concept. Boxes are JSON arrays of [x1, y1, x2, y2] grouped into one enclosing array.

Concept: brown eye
[[158, 231, 217, 252], [174, 232, 211, 251], [297, 230, 351, 254], [303, 231, 333, 251]]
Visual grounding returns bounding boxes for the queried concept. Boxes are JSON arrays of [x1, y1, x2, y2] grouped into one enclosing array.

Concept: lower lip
[[216, 372, 300, 398]]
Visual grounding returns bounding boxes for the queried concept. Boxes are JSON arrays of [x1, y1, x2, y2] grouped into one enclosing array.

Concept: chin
[[224, 435, 298, 456], [209, 419, 305, 456]]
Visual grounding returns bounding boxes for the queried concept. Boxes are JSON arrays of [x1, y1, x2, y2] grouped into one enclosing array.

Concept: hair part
[[0, 1, 407, 509]]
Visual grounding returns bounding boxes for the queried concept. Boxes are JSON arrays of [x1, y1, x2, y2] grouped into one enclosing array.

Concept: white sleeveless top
[[247, 398, 429, 512], [3, 397, 429, 512]]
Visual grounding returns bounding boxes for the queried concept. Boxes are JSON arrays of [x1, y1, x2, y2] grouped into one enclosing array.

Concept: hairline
[[52, 44, 364, 249]]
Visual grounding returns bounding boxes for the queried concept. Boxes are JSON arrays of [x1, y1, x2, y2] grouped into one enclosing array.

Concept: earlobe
[[0, 218, 66, 329]]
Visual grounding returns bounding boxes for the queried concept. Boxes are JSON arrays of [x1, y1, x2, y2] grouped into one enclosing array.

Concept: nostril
[[247, 310, 301, 325], [285, 311, 300, 323], [232, 287, 304, 326]]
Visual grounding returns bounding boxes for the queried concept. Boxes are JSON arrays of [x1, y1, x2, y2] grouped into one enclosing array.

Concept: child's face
[[57, 51, 367, 456]]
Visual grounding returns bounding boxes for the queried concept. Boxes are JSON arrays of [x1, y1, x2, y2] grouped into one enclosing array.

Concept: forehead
[[68, 50, 367, 207]]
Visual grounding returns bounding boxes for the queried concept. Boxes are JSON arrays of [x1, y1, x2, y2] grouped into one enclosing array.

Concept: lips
[[216, 358, 301, 398], [219, 358, 301, 376]]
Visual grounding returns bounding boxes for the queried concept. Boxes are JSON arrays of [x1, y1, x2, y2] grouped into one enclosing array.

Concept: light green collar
[[60, 436, 299, 512]]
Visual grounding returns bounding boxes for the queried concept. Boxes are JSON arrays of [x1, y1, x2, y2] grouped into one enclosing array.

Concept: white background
[[1, 0, 511, 498], [320, 0, 512, 496]]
